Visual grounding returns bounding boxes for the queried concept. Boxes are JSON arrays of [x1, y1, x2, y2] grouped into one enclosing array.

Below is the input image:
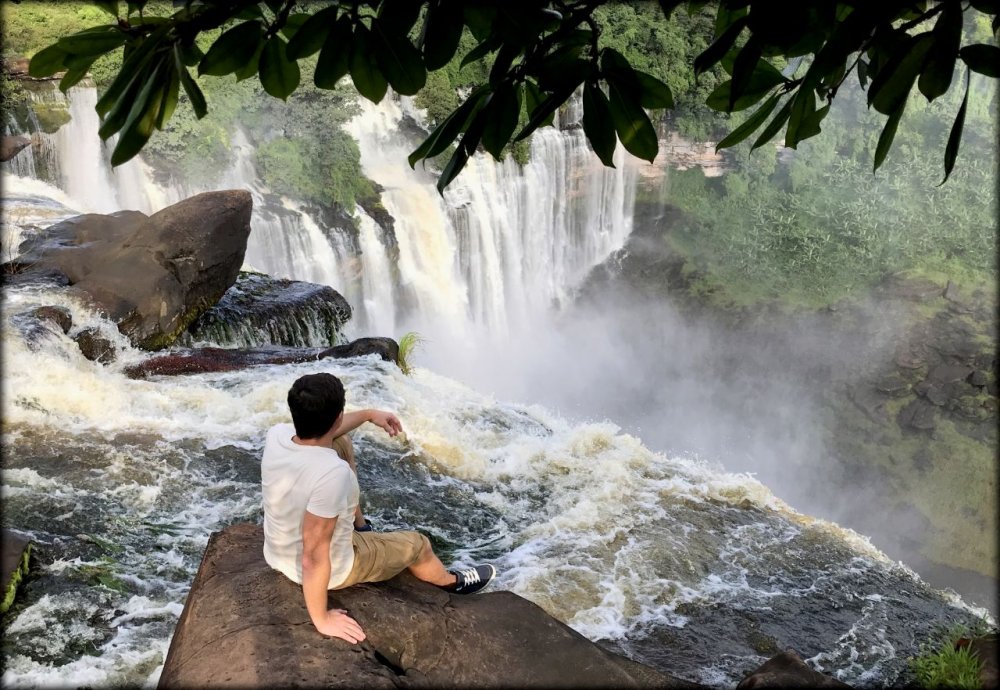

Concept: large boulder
[[1, 134, 30, 162], [9, 191, 253, 350], [159, 524, 702, 689]]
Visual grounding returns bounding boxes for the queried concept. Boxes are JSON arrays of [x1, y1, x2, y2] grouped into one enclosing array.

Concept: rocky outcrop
[[6, 191, 253, 350], [125, 337, 400, 379], [159, 523, 702, 689], [737, 650, 852, 688], [1, 135, 30, 162], [956, 634, 998, 689], [2, 530, 32, 615], [181, 272, 352, 348]]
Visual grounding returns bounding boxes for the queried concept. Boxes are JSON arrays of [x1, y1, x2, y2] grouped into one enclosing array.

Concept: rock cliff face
[[159, 524, 703, 689], [4, 191, 253, 350]]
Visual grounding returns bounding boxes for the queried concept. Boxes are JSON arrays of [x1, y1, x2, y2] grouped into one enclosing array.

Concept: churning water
[[1, 85, 992, 688]]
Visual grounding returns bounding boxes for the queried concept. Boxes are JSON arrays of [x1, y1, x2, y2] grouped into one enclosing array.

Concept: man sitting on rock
[[262, 372, 497, 643]]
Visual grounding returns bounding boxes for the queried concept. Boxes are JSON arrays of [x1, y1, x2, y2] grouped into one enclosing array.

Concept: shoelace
[[456, 568, 481, 587]]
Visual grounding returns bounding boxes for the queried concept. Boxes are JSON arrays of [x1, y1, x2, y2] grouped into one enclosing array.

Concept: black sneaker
[[449, 564, 496, 594], [354, 518, 374, 533]]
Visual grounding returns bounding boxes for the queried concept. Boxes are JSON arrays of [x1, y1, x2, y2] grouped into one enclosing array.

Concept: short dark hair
[[287, 373, 345, 439]]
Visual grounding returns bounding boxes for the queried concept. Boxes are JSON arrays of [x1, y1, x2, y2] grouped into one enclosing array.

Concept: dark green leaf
[[939, 69, 969, 184], [110, 59, 166, 165], [959, 44, 1000, 77], [259, 35, 300, 100], [784, 88, 816, 148], [918, 2, 962, 101], [705, 69, 782, 112], [372, 19, 426, 95], [694, 16, 748, 75], [522, 79, 554, 130], [377, 0, 422, 36], [96, 26, 169, 117], [482, 83, 522, 159], [198, 21, 263, 77], [126, 1, 148, 15], [235, 5, 264, 20], [514, 79, 580, 142], [422, 0, 464, 70], [458, 98, 489, 154], [857, 58, 869, 88], [99, 66, 147, 139], [279, 13, 311, 41], [155, 59, 180, 129], [178, 43, 204, 67], [58, 26, 128, 56], [714, 4, 747, 34], [409, 87, 487, 167], [287, 5, 339, 59], [634, 71, 674, 109], [174, 44, 207, 118], [314, 16, 352, 89], [607, 75, 658, 162], [350, 25, 388, 103], [234, 40, 265, 81], [59, 57, 97, 92], [463, 5, 497, 41], [582, 81, 616, 167], [436, 146, 469, 194], [729, 37, 763, 110], [750, 95, 793, 151], [658, 0, 686, 21], [29, 44, 69, 78], [489, 43, 520, 87], [969, 0, 1000, 12], [873, 102, 905, 173], [716, 92, 781, 151], [868, 32, 933, 114]]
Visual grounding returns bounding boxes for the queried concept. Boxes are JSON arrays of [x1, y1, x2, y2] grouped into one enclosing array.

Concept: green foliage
[[909, 623, 994, 689], [22, 1, 998, 190], [397, 331, 424, 376]]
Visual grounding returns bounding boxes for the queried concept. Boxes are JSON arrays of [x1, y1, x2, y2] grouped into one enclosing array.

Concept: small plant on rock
[[909, 622, 992, 689], [397, 332, 424, 376]]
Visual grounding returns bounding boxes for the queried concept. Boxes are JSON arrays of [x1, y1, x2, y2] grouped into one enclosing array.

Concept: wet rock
[[847, 386, 887, 424], [877, 275, 943, 302], [737, 650, 852, 688], [159, 524, 700, 689], [968, 370, 988, 388], [924, 384, 949, 407], [943, 280, 966, 304], [182, 272, 352, 348], [875, 375, 910, 396], [2, 530, 32, 615], [927, 364, 975, 385], [898, 398, 937, 432], [15, 191, 253, 350], [28, 305, 72, 334], [320, 336, 399, 363], [1, 134, 30, 162], [74, 327, 116, 364], [952, 395, 993, 422], [912, 447, 932, 474], [894, 350, 925, 369], [125, 338, 400, 379]]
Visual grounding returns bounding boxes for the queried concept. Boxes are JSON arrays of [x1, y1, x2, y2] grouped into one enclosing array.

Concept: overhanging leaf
[[28, 44, 69, 78], [607, 75, 658, 162], [939, 69, 970, 185], [694, 15, 748, 75], [372, 19, 426, 95], [287, 5, 339, 60], [716, 92, 781, 151], [482, 83, 522, 160], [750, 95, 793, 151], [349, 24, 388, 102], [198, 21, 263, 77], [408, 86, 487, 167], [174, 44, 207, 118], [959, 44, 1000, 77], [582, 81, 617, 167], [918, 2, 962, 101], [868, 32, 933, 114], [635, 71, 674, 109], [259, 35, 300, 101], [58, 26, 128, 56], [314, 16, 353, 89], [422, 0, 464, 70], [873, 102, 905, 173]]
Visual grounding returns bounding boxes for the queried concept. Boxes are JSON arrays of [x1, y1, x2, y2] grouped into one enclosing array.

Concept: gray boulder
[[159, 523, 702, 689], [2, 530, 32, 615], [11, 191, 252, 350]]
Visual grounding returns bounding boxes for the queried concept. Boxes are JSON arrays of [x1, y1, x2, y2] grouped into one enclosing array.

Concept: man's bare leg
[[408, 539, 458, 587], [331, 434, 367, 529]]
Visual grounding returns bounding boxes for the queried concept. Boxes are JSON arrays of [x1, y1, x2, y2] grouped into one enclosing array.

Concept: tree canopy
[[27, 0, 1000, 191]]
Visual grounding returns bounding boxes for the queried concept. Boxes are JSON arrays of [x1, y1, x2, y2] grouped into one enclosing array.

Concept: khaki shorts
[[333, 530, 429, 589]]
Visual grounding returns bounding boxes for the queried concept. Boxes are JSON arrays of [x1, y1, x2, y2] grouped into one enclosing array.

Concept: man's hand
[[368, 410, 403, 437], [315, 608, 366, 643]]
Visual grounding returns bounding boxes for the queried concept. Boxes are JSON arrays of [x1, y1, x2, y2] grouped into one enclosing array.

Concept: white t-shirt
[[261, 423, 358, 588]]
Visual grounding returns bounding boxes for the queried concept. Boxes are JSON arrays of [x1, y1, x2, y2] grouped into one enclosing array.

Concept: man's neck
[[292, 434, 332, 447]]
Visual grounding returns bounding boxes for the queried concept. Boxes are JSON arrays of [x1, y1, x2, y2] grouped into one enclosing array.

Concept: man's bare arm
[[331, 409, 403, 438], [301, 510, 365, 643]]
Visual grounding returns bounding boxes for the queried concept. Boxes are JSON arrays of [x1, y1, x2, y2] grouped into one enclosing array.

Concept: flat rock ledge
[[159, 524, 703, 689]]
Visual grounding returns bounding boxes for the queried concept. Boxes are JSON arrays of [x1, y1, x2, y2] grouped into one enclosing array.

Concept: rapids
[[2, 83, 992, 687]]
